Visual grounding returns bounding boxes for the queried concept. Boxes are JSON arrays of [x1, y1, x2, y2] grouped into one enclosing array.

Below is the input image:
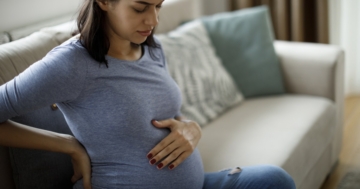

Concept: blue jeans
[[203, 165, 296, 189]]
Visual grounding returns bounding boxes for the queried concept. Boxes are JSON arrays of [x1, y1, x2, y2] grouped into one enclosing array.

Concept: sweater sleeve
[[0, 41, 87, 123]]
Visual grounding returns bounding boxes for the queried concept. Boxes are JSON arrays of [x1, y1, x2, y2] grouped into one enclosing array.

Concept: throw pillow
[[9, 105, 73, 189], [156, 20, 244, 127], [201, 6, 285, 98], [0, 32, 11, 45]]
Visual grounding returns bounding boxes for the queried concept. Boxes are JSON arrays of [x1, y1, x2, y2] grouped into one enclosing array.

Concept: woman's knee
[[204, 165, 296, 189], [255, 165, 296, 189]]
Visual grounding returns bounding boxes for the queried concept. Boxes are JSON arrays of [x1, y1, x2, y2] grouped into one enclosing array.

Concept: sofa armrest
[[274, 40, 345, 165], [274, 40, 344, 102]]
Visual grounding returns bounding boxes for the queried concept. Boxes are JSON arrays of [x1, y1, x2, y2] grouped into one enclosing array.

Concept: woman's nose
[[145, 7, 159, 26]]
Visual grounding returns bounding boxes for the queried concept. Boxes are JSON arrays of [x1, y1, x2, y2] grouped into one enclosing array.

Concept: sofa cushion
[[0, 31, 59, 85], [197, 95, 335, 188], [0, 32, 11, 45], [156, 20, 243, 126], [201, 6, 285, 98], [40, 20, 76, 45], [9, 106, 74, 189]]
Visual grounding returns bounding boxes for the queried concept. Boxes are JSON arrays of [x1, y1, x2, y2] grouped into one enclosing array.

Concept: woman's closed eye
[[134, 5, 162, 13], [134, 6, 147, 13]]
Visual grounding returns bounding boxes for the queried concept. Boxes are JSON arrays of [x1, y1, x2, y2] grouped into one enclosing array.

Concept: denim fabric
[[203, 165, 296, 189]]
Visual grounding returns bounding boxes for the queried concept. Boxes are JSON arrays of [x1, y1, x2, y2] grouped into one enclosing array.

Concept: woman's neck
[[107, 32, 142, 61], [108, 43, 142, 61]]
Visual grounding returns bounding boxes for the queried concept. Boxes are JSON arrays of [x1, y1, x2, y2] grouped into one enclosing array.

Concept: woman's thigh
[[203, 165, 296, 189]]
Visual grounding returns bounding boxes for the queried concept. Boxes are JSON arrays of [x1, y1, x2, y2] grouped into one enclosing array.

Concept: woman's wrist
[[60, 134, 83, 156]]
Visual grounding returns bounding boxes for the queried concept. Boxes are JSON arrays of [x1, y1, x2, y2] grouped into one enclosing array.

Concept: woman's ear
[[96, 0, 110, 11]]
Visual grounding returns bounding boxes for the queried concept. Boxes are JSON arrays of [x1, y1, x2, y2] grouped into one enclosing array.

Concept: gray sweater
[[0, 38, 204, 189]]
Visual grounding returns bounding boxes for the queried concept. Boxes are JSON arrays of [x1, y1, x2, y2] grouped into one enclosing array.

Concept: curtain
[[329, 0, 360, 96], [230, 0, 329, 43]]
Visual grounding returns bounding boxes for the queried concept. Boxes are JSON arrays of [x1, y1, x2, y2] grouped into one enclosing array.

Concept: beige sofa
[[0, 0, 344, 189]]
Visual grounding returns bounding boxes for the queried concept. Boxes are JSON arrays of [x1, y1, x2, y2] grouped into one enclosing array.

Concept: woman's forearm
[[0, 120, 76, 155]]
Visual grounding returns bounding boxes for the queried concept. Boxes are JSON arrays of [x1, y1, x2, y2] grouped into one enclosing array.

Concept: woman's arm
[[0, 120, 75, 154], [0, 120, 92, 189], [0, 42, 91, 188], [0, 43, 87, 122]]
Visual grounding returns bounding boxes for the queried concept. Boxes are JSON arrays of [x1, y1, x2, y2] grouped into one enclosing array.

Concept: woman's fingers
[[82, 157, 92, 189], [157, 147, 191, 169], [148, 118, 202, 170], [147, 139, 173, 159], [166, 150, 192, 170], [69, 139, 92, 189], [71, 173, 80, 183], [149, 131, 195, 170], [83, 173, 92, 189], [148, 137, 182, 167], [147, 131, 177, 160], [151, 119, 176, 130]]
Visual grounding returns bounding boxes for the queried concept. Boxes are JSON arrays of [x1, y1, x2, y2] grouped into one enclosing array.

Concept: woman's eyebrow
[[134, 0, 164, 5]]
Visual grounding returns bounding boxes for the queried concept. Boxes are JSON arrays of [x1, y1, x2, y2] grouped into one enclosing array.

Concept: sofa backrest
[[156, 0, 201, 33]]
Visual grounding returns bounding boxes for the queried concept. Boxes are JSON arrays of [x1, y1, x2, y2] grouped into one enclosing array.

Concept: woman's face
[[98, 0, 163, 44]]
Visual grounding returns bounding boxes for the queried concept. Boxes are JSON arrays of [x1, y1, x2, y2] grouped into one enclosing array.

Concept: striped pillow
[[156, 20, 244, 127]]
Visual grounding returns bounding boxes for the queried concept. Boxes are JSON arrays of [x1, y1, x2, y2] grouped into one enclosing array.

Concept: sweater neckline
[[105, 45, 147, 64]]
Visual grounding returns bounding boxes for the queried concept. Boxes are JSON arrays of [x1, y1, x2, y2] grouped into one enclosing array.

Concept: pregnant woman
[[0, 0, 296, 188]]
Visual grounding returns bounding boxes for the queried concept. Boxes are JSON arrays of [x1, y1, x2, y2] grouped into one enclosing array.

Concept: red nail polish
[[169, 164, 174, 170], [157, 163, 163, 169], [147, 153, 153, 159], [150, 159, 156, 165]]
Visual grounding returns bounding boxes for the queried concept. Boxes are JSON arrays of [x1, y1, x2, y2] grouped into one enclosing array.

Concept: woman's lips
[[138, 30, 152, 37]]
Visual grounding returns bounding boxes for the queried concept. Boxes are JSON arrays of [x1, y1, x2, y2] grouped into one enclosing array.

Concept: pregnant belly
[[73, 149, 204, 189]]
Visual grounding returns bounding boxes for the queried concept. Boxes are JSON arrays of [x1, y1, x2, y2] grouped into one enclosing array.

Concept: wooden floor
[[320, 96, 360, 189]]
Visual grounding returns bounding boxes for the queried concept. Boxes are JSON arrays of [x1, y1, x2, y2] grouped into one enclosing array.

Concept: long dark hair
[[76, 0, 160, 67]]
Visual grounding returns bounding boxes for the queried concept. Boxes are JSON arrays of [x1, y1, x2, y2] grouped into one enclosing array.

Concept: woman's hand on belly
[[66, 136, 92, 189], [147, 118, 202, 170]]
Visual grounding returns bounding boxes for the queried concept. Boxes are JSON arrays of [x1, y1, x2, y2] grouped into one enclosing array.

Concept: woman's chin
[[131, 37, 148, 45]]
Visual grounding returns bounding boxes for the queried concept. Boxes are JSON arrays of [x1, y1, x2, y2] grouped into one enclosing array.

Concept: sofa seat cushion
[[0, 31, 59, 85], [197, 94, 336, 187]]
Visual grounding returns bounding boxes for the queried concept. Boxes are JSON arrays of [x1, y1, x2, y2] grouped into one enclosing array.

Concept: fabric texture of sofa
[[0, 0, 344, 189]]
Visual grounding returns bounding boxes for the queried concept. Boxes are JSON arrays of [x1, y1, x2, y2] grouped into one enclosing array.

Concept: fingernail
[[152, 120, 159, 124], [150, 159, 156, 165], [169, 164, 174, 170], [147, 153, 153, 159], [157, 163, 163, 169]]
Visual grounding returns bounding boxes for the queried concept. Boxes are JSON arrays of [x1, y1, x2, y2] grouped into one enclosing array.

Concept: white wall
[[329, 0, 360, 96], [201, 0, 229, 15], [329, 0, 341, 46], [0, 0, 228, 33], [0, 0, 82, 32]]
